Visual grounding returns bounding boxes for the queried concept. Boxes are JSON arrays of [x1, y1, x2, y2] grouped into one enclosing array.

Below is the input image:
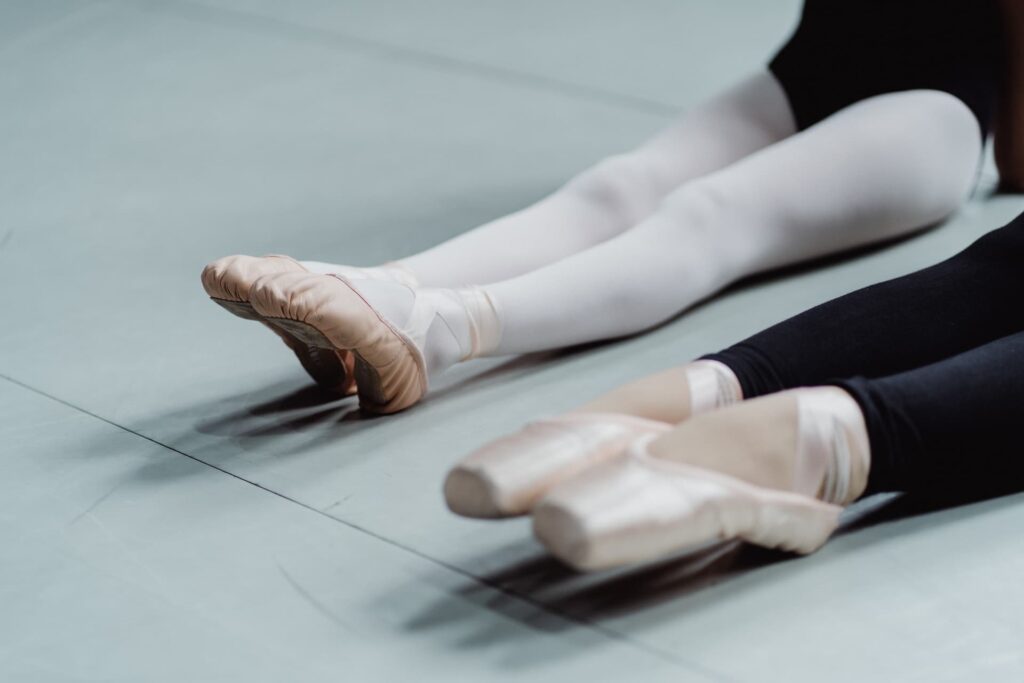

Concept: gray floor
[[3, 1, 1024, 681]]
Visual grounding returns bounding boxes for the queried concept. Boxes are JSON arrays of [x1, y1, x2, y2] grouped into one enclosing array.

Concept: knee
[[914, 91, 983, 215], [565, 153, 663, 225], [657, 176, 733, 227], [964, 212, 1024, 262], [855, 90, 982, 220]]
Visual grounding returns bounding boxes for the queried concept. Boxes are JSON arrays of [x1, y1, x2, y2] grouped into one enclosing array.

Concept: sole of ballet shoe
[[202, 255, 357, 396], [251, 273, 427, 415], [268, 317, 388, 407], [532, 439, 842, 572], [444, 413, 671, 519], [210, 297, 261, 321]]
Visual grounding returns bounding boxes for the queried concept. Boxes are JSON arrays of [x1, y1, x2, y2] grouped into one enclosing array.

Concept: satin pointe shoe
[[201, 254, 356, 395], [248, 271, 436, 414], [444, 413, 671, 519], [532, 435, 844, 572]]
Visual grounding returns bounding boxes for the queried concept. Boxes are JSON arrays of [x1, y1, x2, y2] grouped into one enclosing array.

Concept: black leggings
[[705, 213, 1024, 496]]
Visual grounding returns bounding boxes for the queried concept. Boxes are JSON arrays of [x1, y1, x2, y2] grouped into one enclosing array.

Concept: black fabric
[[704, 213, 1024, 398], [703, 212, 1024, 495], [837, 333, 1024, 496], [769, 0, 1003, 137]]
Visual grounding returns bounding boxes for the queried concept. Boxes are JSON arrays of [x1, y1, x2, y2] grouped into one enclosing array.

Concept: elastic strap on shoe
[[795, 389, 870, 505], [457, 287, 503, 360], [684, 360, 743, 415]]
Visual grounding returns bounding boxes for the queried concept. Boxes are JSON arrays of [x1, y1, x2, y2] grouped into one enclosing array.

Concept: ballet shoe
[[444, 413, 671, 519], [201, 255, 357, 395], [532, 435, 842, 572], [248, 271, 430, 414]]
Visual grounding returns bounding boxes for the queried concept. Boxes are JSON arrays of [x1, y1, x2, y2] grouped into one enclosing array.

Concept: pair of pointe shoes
[[446, 390, 863, 571], [201, 255, 427, 414]]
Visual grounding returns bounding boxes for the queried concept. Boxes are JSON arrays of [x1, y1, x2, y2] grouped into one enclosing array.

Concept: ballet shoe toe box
[[533, 458, 703, 571], [443, 467, 506, 519], [446, 414, 671, 519], [533, 450, 843, 571], [202, 254, 303, 302]]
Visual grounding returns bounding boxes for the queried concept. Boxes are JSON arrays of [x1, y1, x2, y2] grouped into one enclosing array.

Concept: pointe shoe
[[444, 413, 671, 519], [248, 271, 431, 414], [201, 255, 357, 395], [532, 435, 842, 572]]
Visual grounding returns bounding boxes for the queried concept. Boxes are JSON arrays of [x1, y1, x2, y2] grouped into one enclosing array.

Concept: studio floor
[[3, 1, 1024, 681]]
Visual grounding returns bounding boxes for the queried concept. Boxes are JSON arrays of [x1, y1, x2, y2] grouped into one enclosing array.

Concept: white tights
[[309, 71, 982, 364], [398, 72, 796, 287]]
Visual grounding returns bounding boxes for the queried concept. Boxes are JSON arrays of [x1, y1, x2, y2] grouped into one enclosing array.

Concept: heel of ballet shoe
[[267, 319, 354, 394], [250, 272, 427, 414]]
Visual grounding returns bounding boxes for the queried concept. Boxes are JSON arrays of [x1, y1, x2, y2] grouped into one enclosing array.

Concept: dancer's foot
[[532, 387, 869, 571], [444, 360, 740, 518], [247, 272, 500, 413], [300, 260, 420, 288], [444, 413, 671, 519], [201, 255, 356, 394], [576, 360, 742, 423]]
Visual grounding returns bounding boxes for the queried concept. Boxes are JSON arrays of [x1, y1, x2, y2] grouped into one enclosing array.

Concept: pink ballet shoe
[[201, 255, 357, 395], [247, 271, 430, 414], [444, 413, 671, 519], [532, 435, 842, 572]]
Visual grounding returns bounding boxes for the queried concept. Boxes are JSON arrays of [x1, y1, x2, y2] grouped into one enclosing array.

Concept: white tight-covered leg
[[383, 71, 796, 286], [487, 89, 981, 354]]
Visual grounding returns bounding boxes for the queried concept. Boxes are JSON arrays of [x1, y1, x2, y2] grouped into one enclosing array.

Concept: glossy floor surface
[[3, 1, 1023, 681]]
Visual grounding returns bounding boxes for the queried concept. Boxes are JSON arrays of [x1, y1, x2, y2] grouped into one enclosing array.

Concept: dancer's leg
[[446, 215, 1024, 517], [692, 334, 1024, 499], [532, 385, 868, 569], [578, 329, 1024, 504], [315, 72, 796, 287], [579, 212, 1024, 423], [257, 89, 978, 414], [706, 213, 1024, 398], [489, 89, 980, 354], [839, 331, 1024, 496], [532, 332, 1024, 569]]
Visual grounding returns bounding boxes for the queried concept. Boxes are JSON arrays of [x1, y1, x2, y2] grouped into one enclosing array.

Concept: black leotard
[[769, 0, 1003, 137]]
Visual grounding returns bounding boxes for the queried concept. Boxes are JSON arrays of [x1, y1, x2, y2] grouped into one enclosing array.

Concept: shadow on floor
[[401, 487, 1024, 647]]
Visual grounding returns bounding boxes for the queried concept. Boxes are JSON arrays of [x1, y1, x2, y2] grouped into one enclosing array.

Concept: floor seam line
[[0, 373, 730, 681], [127, 0, 680, 119]]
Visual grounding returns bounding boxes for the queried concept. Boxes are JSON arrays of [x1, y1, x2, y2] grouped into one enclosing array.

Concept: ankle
[[419, 289, 471, 375], [453, 287, 502, 360], [794, 387, 871, 505], [684, 360, 743, 416]]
